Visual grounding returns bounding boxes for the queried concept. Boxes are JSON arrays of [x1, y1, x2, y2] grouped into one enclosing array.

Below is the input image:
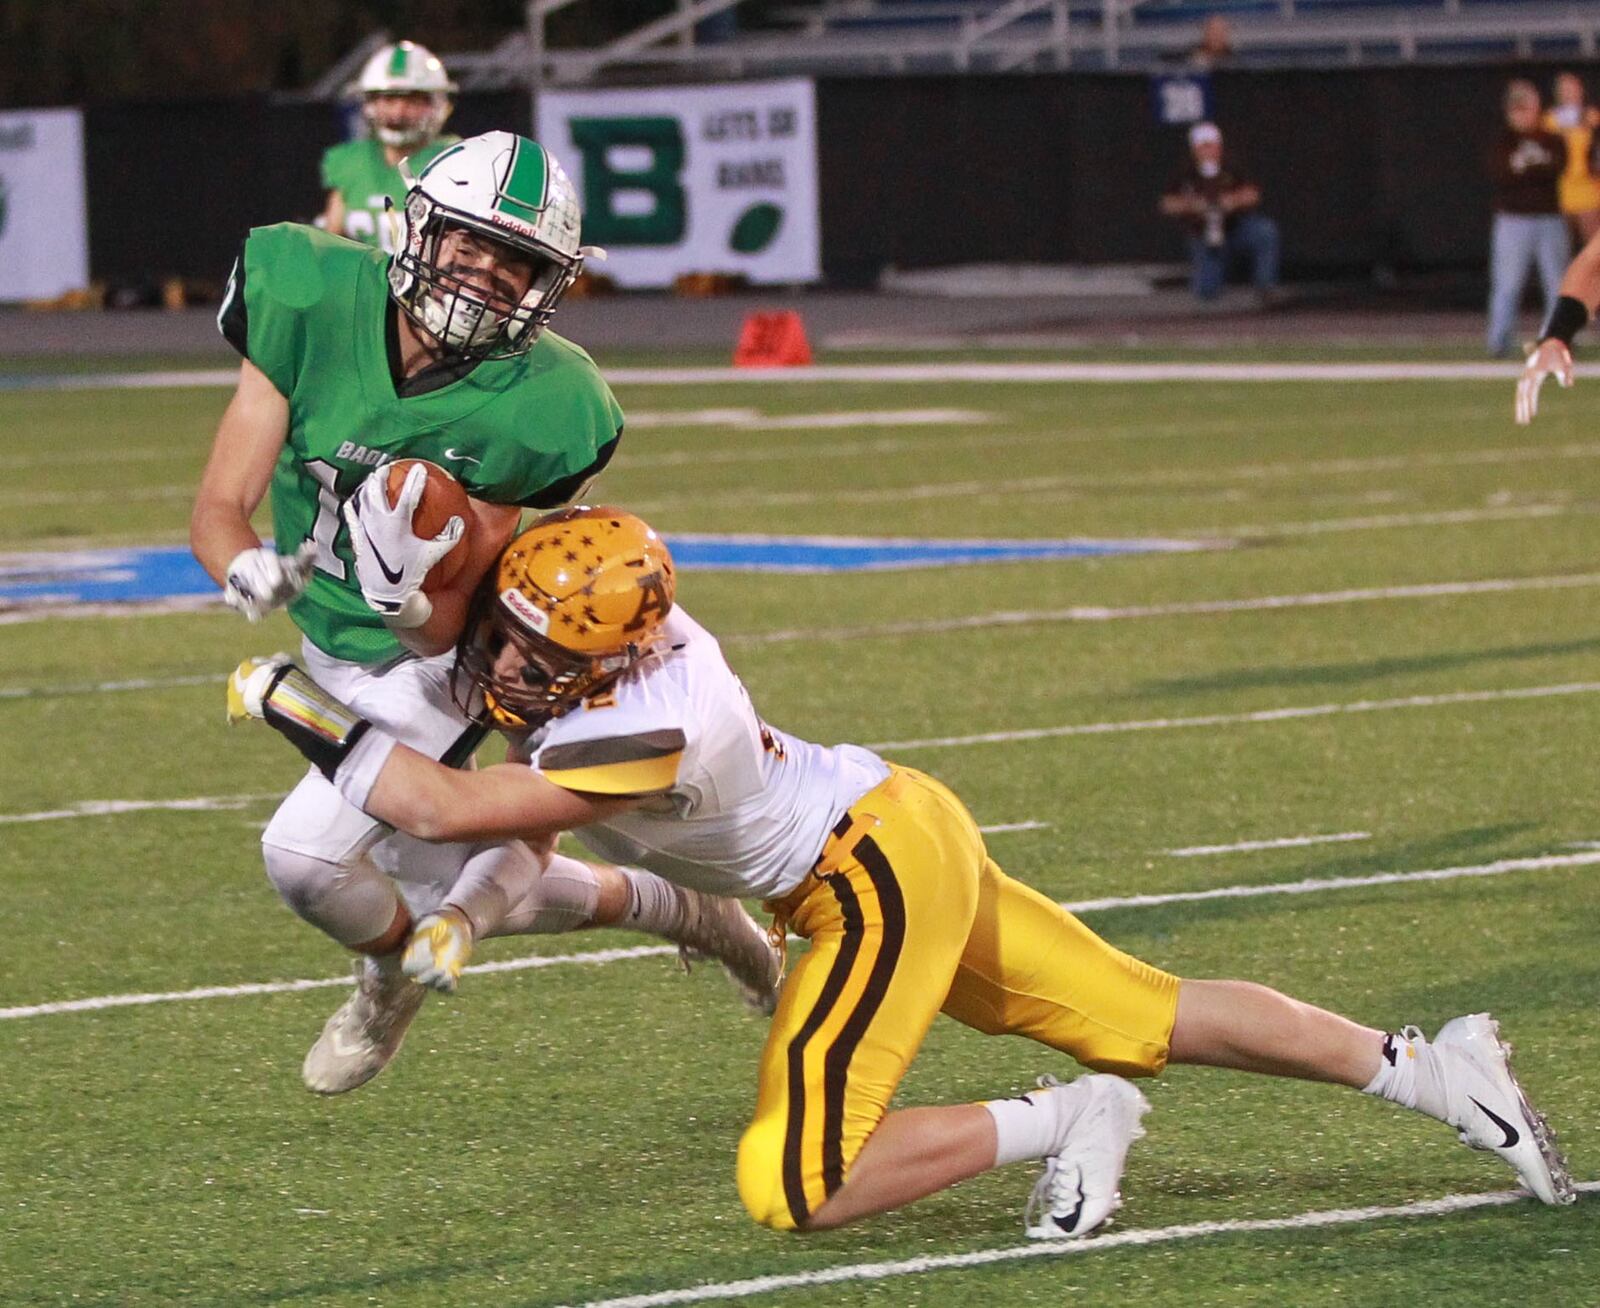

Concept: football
[[385, 458, 471, 593]]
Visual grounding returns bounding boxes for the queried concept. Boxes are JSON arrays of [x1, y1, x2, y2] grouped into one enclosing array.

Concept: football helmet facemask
[[357, 41, 455, 151], [388, 131, 596, 359], [454, 507, 676, 729]]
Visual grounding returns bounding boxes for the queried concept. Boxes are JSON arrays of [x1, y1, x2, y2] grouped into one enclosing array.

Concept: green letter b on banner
[[570, 116, 686, 246]]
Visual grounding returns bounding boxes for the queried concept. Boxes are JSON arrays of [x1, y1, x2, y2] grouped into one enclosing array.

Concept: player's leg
[[737, 769, 1142, 1235], [942, 859, 1575, 1207], [395, 841, 780, 1009]]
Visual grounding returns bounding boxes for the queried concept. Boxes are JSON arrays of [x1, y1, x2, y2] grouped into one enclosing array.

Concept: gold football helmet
[[455, 506, 675, 728]]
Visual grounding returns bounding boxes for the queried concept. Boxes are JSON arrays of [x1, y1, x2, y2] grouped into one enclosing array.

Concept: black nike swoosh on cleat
[[1051, 1179, 1087, 1235], [359, 520, 406, 585], [1469, 1095, 1522, 1149]]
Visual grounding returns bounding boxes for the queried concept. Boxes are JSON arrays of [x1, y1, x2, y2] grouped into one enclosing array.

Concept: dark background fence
[[82, 64, 1589, 286]]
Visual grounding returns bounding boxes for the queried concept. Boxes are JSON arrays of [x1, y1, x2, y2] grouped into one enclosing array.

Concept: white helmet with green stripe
[[389, 131, 595, 358], [357, 42, 455, 150]]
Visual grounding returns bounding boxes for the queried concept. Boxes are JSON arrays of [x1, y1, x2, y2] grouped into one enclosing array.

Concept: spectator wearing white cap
[[1159, 122, 1280, 305]]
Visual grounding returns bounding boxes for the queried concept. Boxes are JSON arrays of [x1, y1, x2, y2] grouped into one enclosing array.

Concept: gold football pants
[[736, 765, 1180, 1231]]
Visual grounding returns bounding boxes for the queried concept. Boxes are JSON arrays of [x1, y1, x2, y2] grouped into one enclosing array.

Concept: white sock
[[985, 1083, 1077, 1167], [1361, 1030, 1448, 1121], [619, 866, 690, 939]]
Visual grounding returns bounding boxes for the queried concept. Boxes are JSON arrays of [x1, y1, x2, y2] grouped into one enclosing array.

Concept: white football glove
[[403, 908, 475, 992], [1515, 339, 1575, 426], [342, 464, 464, 629], [223, 542, 317, 622]]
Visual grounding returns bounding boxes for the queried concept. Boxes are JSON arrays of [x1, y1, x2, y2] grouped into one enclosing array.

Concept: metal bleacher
[[421, 0, 1600, 91]]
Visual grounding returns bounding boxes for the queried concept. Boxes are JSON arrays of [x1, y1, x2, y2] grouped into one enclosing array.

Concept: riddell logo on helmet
[[489, 211, 539, 238], [501, 588, 550, 634]]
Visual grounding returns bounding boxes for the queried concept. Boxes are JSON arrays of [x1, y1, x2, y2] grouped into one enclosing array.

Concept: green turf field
[[1, 362, 1596, 1307]]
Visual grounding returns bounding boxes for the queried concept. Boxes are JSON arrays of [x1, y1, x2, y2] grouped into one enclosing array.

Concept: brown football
[[384, 459, 472, 593]]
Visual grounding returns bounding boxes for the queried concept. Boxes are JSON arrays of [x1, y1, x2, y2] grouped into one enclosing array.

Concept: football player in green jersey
[[191, 131, 780, 1097], [319, 41, 459, 252]]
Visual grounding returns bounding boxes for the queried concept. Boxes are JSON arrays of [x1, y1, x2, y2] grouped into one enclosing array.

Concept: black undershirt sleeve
[[218, 249, 249, 358], [521, 432, 622, 509]]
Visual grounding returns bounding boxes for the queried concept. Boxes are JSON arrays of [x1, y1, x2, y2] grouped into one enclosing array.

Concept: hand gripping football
[[384, 459, 472, 593]]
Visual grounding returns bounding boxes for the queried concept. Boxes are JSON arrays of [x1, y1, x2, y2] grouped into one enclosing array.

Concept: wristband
[[333, 727, 400, 812], [1541, 295, 1589, 347], [260, 665, 373, 781]]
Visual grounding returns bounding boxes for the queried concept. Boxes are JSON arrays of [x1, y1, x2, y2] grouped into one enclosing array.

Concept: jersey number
[[303, 458, 361, 581]]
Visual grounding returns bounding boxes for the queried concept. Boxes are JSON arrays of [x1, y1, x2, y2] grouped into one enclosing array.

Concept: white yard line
[[0, 794, 279, 824], [0, 672, 219, 700], [1166, 832, 1371, 858], [560, 1184, 1599, 1308], [4, 847, 1594, 1022], [6, 544, 1591, 632], [1, 362, 1531, 393], [1058, 849, 1600, 913], [629, 438, 1600, 511], [623, 408, 987, 429], [732, 571, 1600, 646], [867, 681, 1600, 752]]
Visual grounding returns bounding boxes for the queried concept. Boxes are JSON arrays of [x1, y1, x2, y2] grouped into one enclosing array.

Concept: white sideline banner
[[0, 109, 89, 301], [537, 80, 820, 289]]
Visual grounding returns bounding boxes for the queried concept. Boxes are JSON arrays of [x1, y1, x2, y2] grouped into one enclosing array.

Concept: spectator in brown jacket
[[1488, 80, 1569, 356]]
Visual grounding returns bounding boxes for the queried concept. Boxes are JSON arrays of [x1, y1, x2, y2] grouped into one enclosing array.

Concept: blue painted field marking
[[667, 533, 1208, 573], [0, 535, 1207, 609]]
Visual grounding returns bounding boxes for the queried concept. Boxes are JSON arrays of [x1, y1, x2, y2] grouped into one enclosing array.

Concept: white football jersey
[[512, 608, 889, 900]]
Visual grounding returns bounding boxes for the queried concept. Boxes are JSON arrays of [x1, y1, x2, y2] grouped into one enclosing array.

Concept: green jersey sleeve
[[220, 223, 363, 398], [500, 335, 627, 509]]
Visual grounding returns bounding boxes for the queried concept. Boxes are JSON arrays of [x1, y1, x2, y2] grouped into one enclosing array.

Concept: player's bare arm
[[191, 359, 316, 620], [1516, 225, 1600, 423]]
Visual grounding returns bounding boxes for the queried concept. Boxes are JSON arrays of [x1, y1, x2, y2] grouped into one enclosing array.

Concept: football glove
[[342, 464, 464, 629], [1515, 339, 1575, 426], [224, 542, 317, 622], [403, 908, 475, 992], [226, 653, 293, 725]]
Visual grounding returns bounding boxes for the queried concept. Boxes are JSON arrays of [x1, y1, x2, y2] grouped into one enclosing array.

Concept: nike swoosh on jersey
[[1469, 1095, 1522, 1149], [359, 519, 407, 585], [444, 448, 481, 464]]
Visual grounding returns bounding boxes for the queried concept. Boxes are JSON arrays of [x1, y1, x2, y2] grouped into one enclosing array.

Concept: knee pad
[[261, 841, 400, 947]]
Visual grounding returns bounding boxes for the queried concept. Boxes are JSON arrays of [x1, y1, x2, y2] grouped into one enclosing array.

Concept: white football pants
[[260, 639, 595, 946]]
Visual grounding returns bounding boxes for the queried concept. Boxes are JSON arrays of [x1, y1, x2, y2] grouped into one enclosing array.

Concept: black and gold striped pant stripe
[[737, 765, 1179, 1231]]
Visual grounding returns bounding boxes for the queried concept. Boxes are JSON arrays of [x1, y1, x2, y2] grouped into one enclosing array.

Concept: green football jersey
[[319, 136, 458, 252], [220, 222, 625, 664]]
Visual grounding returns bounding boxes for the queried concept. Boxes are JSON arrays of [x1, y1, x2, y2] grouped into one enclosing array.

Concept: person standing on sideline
[[319, 41, 459, 252], [1543, 72, 1600, 245], [1487, 80, 1568, 357], [1159, 122, 1281, 306]]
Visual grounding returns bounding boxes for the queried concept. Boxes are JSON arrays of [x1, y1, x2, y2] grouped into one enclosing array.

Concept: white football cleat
[[404, 908, 475, 993], [1023, 1073, 1151, 1239], [1427, 1013, 1575, 1205], [302, 957, 426, 1095], [674, 890, 783, 1015]]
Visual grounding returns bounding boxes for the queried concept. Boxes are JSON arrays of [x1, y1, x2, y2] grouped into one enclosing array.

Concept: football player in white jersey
[[230, 507, 1574, 1236]]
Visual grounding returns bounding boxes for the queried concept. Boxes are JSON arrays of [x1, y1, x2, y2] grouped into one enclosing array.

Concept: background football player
[[230, 507, 1575, 1235], [319, 41, 459, 251], [191, 132, 778, 1098]]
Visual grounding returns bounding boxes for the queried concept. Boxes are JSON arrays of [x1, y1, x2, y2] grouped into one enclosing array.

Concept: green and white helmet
[[357, 41, 456, 150], [389, 131, 594, 358]]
